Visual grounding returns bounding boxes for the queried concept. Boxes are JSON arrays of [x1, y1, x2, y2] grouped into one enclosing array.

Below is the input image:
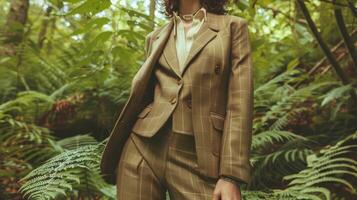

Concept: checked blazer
[[100, 11, 254, 186]]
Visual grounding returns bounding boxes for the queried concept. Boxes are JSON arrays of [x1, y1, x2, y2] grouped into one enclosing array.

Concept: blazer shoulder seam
[[217, 15, 247, 33], [150, 20, 171, 39], [228, 15, 248, 23]]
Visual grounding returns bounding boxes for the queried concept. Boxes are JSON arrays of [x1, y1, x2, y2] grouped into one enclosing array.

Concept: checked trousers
[[116, 115, 218, 200]]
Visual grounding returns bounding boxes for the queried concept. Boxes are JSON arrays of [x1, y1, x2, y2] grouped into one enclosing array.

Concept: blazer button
[[177, 79, 182, 85], [214, 65, 221, 74], [170, 97, 177, 104], [187, 99, 192, 108]]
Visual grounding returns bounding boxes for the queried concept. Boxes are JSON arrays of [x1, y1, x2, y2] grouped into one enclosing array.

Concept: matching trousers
[[116, 116, 218, 200]]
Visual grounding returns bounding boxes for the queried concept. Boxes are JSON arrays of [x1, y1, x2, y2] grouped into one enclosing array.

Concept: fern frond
[[252, 130, 308, 150], [18, 143, 115, 200], [280, 132, 357, 199]]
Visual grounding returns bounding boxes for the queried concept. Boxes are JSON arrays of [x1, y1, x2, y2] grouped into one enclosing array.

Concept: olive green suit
[[100, 11, 254, 199]]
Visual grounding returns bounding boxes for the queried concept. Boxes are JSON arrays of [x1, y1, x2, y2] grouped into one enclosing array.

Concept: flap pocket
[[138, 106, 152, 118], [210, 112, 225, 131]]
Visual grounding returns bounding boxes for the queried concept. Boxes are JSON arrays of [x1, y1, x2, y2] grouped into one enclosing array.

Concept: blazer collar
[[145, 11, 221, 79], [153, 11, 220, 42], [172, 7, 207, 37]]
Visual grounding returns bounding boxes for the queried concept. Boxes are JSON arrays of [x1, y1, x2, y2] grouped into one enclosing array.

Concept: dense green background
[[0, 0, 356, 199]]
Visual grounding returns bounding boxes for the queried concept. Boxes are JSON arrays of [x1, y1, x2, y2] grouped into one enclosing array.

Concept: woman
[[99, 0, 253, 199]]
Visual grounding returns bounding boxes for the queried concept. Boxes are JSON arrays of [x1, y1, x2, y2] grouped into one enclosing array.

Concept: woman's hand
[[212, 178, 242, 200]]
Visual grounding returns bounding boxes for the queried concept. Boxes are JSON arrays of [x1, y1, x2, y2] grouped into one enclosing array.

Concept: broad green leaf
[[72, 17, 110, 35], [67, 0, 111, 16], [82, 31, 114, 54]]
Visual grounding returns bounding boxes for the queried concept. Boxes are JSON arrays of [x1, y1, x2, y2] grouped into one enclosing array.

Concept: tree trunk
[[2, 0, 30, 56], [38, 6, 53, 49], [334, 2, 357, 72], [149, 0, 156, 29], [347, 0, 357, 17], [296, 0, 357, 104]]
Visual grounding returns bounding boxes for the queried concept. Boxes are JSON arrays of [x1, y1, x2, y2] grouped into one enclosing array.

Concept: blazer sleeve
[[219, 17, 254, 185]]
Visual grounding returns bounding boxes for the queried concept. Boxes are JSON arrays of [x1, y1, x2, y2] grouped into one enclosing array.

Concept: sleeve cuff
[[219, 175, 247, 187]]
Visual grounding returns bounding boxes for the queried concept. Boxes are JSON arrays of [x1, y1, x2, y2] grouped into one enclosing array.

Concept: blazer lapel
[[163, 27, 181, 78], [131, 19, 174, 96], [148, 19, 174, 65], [180, 12, 220, 77]]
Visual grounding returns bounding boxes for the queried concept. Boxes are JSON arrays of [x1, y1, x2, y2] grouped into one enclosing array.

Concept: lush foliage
[[0, 0, 356, 199]]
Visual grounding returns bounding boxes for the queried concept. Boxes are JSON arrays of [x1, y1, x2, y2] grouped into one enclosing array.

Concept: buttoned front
[[131, 26, 194, 136], [129, 8, 210, 137], [176, 79, 182, 85]]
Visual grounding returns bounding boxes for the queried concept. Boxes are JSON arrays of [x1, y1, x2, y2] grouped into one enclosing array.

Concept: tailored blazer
[[100, 11, 253, 185]]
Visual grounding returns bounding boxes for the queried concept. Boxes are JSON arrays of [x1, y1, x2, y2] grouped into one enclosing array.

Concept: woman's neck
[[178, 0, 202, 15]]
